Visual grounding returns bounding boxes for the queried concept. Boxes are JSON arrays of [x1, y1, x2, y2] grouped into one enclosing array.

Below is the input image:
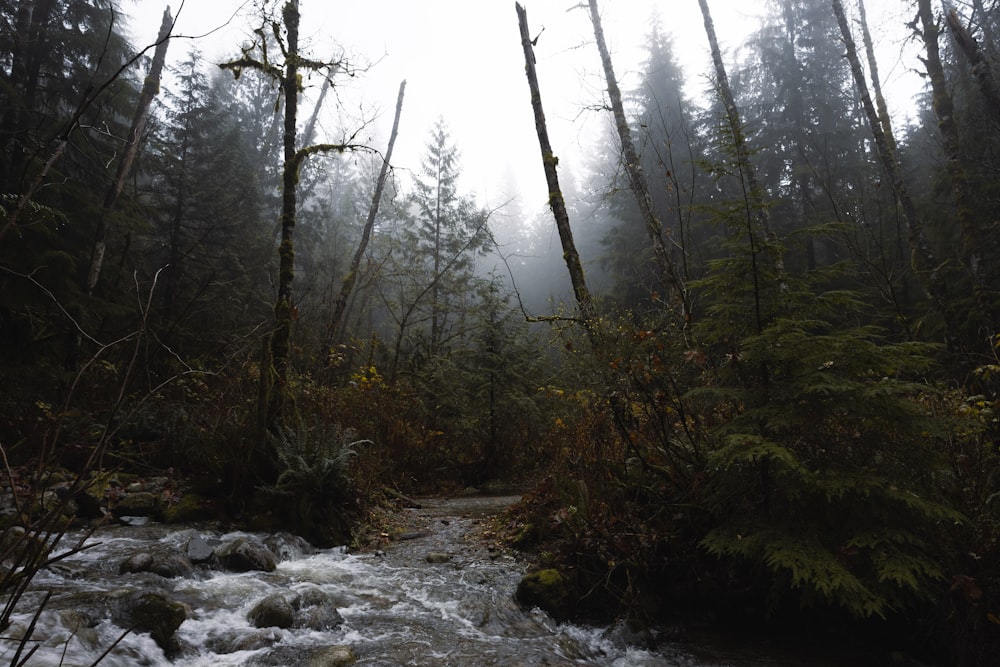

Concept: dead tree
[[87, 7, 174, 295], [515, 2, 598, 338], [324, 80, 407, 358]]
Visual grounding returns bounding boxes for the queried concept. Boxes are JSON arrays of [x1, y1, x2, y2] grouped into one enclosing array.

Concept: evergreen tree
[[140, 50, 272, 366], [596, 14, 705, 311], [398, 119, 491, 360], [0, 0, 141, 389]]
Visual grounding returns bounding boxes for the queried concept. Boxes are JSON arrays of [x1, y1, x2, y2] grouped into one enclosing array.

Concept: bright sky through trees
[[127, 0, 921, 207]]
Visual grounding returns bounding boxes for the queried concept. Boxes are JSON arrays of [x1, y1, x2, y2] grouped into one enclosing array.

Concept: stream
[[2, 494, 885, 666]]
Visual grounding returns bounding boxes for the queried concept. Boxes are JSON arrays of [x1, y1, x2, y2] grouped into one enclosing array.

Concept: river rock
[[426, 551, 451, 563], [111, 590, 187, 654], [248, 592, 295, 629], [119, 547, 193, 578], [205, 627, 282, 654], [186, 535, 214, 563], [215, 536, 277, 572], [264, 531, 316, 560], [245, 644, 356, 666], [295, 604, 345, 631], [248, 587, 345, 631]]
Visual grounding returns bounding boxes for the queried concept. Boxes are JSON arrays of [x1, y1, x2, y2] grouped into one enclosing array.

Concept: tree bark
[[87, 7, 173, 295], [831, 0, 955, 343], [515, 2, 597, 336], [857, 0, 896, 153], [324, 80, 406, 358], [268, 0, 303, 431], [918, 0, 995, 337], [585, 0, 689, 327]]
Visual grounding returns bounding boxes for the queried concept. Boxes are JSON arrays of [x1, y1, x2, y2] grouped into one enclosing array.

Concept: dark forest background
[[2, 1, 999, 665]]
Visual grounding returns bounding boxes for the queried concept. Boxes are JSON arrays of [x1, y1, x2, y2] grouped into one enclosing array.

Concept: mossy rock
[[162, 492, 217, 523], [515, 568, 572, 620]]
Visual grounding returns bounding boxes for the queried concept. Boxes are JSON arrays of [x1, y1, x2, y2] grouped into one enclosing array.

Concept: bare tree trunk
[[86, 7, 173, 295], [918, 0, 995, 337], [584, 0, 689, 328], [831, 0, 955, 343], [324, 80, 406, 359], [857, 0, 897, 153], [515, 3, 598, 336]]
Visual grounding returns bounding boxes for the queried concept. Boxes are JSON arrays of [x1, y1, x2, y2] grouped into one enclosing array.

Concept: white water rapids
[[1, 495, 876, 666]]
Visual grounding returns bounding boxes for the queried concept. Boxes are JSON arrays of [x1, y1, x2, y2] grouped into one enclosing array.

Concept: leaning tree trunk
[[831, 0, 956, 344], [87, 7, 174, 295], [515, 2, 598, 338], [857, 0, 896, 154], [697, 0, 773, 336], [917, 0, 995, 339], [585, 0, 689, 330], [324, 80, 406, 359]]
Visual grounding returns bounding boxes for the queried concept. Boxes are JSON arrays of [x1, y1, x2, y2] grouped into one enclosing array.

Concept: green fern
[[267, 421, 370, 501]]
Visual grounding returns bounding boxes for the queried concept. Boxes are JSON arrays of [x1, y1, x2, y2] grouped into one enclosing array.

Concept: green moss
[[162, 492, 217, 523], [515, 568, 571, 619]]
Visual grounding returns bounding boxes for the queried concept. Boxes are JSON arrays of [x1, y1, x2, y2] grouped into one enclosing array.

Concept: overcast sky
[[126, 0, 922, 209]]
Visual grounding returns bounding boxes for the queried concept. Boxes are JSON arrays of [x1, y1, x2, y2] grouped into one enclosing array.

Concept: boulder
[[248, 592, 295, 629], [295, 604, 345, 631], [215, 537, 277, 572], [515, 568, 572, 620], [111, 590, 187, 655], [205, 627, 282, 654], [185, 535, 214, 563], [112, 491, 161, 519], [264, 532, 316, 561], [248, 588, 345, 631], [119, 547, 193, 578]]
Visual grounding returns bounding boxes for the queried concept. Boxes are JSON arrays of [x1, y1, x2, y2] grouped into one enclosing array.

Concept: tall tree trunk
[[515, 2, 597, 337], [857, 0, 897, 153], [585, 0, 689, 328], [697, 0, 773, 336], [87, 7, 173, 295], [324, 80, 406, 359], [831, 0, 956, 343], [918, 0, 996, 339], [267, 0, 302, 432]]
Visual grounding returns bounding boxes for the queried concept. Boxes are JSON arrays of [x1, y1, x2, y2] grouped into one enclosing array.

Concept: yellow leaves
[[349, 364, 386, 391]]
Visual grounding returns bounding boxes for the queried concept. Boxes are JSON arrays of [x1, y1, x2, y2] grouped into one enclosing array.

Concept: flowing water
[[1, 495, 884, 666]]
